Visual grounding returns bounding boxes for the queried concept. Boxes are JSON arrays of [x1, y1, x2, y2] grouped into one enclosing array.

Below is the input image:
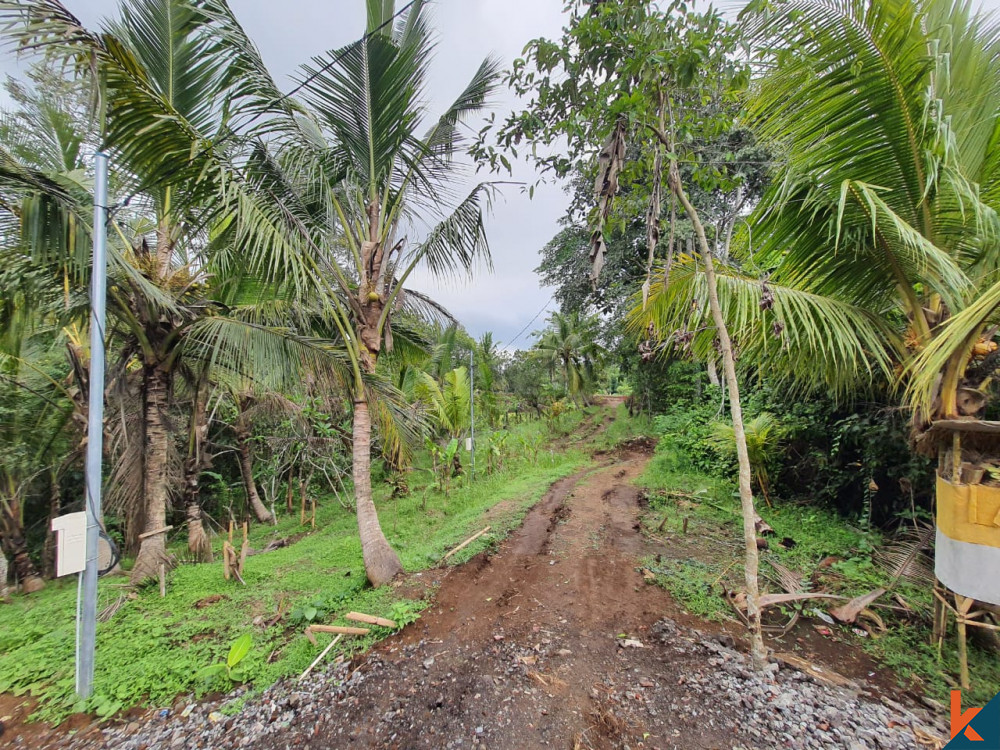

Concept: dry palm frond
[[769, 559, 807, 594], [764, 559, 809, 636], [98, 594, 128, 623], [589, 117, 626, 288], [874, 522, 935, 589]]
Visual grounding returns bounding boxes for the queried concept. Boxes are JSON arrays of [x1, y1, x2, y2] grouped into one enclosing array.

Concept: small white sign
[[465, 437, 473, 452], [51, 512, 88, 577]]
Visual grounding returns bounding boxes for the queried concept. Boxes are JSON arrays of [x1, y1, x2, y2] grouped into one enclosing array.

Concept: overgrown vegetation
[[0, 414, 585, 721], [639, 396, 1000, 705]]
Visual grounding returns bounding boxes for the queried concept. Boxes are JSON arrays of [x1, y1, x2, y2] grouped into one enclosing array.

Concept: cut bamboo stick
[[306, 624, 370, 637], [346, 612, 397, 629], [442, 526, 491, 561], [299, 634, 342, 680], [774, 652, 857, 690]]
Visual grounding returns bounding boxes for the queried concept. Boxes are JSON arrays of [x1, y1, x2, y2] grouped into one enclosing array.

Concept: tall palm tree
[[476, 332, 500, 427], [643, 0, 1000, 418], [3, 0, 339, 582], [533, 311, 605, 403], [225, 0, 501, 585]]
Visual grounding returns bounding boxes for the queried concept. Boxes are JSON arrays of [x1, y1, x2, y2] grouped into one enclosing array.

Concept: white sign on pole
[[51, 512, 88, 577]]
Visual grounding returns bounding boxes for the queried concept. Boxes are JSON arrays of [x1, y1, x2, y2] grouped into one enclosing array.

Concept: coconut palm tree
[[707, 413, 785, 507], [2, 0, 340, 582], [409, 366, 471, 440], [642, 0, 1000, 420], [748, 0, 1000, 415], [533, 311, 605, 403], [223, 0, 501, 585]]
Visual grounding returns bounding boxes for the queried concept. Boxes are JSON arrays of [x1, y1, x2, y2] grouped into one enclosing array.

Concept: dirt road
[[254, 441, 726, 749], [239, 441, 932, 750], [20, 436, 941, 750]]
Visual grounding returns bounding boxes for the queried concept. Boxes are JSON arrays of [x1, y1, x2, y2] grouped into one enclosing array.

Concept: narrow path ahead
[[243, 441, 933, 750], [262, 443, 694, 749]]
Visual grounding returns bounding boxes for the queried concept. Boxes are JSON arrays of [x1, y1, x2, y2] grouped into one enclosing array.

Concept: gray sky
[[4, 0, 1000, 347]]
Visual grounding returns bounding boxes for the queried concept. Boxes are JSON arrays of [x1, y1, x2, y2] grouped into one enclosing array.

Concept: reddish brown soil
[[265, 449, 728, 750]]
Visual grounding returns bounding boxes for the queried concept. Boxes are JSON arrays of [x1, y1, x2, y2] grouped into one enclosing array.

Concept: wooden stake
[[957, 593, 973, 689], [442, 526, 491, 561], [239, 521, 249, 573], [346, 612, 397, 629], [306, 624, 370, 637], [158, 562, 166, 598], [299, 634, 342, 680]]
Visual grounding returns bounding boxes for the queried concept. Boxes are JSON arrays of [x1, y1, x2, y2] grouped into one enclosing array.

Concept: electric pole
[[78, 152, 108, 699], [470, 348, 475, 480]]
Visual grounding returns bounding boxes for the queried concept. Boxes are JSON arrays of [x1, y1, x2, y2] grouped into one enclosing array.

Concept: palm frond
[[631, 256, 900, 397]]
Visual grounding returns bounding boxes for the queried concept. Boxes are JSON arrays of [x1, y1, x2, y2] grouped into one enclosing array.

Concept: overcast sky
[[3, 0, 1000, 348]]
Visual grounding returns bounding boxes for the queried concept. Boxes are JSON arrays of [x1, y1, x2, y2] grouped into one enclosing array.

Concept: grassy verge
[[638, 435, 1000, 705], [0, 417, 588, 722]]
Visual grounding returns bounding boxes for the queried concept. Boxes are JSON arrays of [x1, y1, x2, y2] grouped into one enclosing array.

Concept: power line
[[113, 0, 417, 211], [500, 298, 552, 351]]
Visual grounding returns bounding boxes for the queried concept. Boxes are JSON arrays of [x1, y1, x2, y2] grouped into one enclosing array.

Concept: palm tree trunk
[[182, 457, 212, 562], [42, 469, 60, 577], [237, 430, 274, 524], [706, 358, 720, 387], [131, 365, 173, 584], [182, 374, 213, 560], [353, 397, 403, 586], [184, 491, 212, 562], [0, 550, 8, 597], [0, 507, 44, 594], [670, 165, 767, 670]]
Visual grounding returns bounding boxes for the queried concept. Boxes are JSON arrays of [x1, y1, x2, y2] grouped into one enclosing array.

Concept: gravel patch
[[20, 617, 946, 750]]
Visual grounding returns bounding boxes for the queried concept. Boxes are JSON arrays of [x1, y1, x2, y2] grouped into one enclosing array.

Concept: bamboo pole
[[346, 612, 397, 628], [299, 634, 342, 680], [442, 526, 491, 561], [306, 624, 370, 637]]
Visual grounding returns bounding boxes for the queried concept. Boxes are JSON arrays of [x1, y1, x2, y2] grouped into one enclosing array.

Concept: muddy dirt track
[[241, 442, 932, 750], [257, 442, 735, 750]]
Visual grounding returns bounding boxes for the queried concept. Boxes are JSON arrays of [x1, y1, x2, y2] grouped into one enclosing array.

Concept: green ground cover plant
[[0, 418, 586, 721], [638, 406, 1000, 705]]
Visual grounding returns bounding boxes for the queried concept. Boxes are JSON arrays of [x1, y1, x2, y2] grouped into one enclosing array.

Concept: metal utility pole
[[78, 152, 109, 699], [469, 348, 475, 480]]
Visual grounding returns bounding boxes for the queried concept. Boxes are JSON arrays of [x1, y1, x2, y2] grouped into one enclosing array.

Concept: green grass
[[638, 436, 1000, 705], [593, 405, 654, 449], [0, 417, 587, 722]]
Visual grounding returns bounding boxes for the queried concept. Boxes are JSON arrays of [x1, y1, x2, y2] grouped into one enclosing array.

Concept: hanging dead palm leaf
[[641, 146, 663, 309], [590, 117, 626, 288]]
